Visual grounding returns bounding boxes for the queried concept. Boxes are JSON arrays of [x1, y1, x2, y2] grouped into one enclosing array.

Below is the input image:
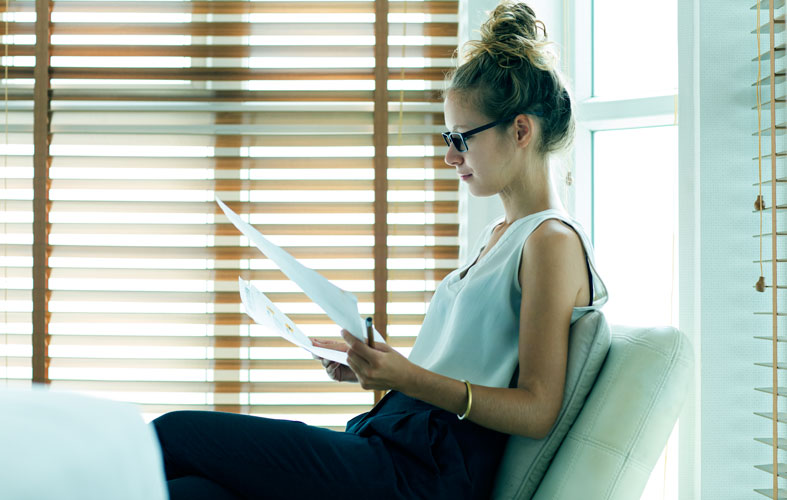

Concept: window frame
[[569, 0, 678, 235], [568, 1, 682, 499]]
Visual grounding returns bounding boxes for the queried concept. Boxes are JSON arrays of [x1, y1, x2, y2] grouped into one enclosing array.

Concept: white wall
[[691, 0, 782, 497]]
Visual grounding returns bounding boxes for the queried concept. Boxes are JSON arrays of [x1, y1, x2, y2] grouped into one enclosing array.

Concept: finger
[[326, 363, 342, 382], [340, 329, 371, 355], [345, 357, 362, 380], [313, 337, 349, 353], [312, 338, 335, 346], [341, 328, 387, 353], [334, 367, 342, 383], [346, 347, 371, 374], [344, 330, 383, 373]]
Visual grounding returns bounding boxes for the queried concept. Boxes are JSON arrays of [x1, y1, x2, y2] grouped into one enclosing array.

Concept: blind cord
[[755, 0, 766, 293]]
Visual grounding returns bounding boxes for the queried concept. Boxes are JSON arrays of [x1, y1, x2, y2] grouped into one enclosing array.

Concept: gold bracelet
[[458, 379, 472, 420]]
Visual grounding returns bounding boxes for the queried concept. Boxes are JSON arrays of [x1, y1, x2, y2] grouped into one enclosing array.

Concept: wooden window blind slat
[[45, 200, 458, 214], [44, 44, 455, 59], [49, 22, 456, 38], [45, 1, 457, 15], [47, 222, 458, 237], [48, 267, 454, 282]]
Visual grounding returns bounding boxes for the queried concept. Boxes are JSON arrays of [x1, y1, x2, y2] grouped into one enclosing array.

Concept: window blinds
[[0, 0, 460, 430], [0, 0, 35, 390], [753, 0, 786, 497]]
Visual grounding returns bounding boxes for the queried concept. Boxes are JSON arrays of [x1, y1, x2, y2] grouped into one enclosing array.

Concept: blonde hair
[[446, 1, 574, 156]]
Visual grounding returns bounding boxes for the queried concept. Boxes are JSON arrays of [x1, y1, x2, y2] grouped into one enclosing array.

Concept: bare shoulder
[[520, 218, 589, 306], [524, 219, 584, 259]]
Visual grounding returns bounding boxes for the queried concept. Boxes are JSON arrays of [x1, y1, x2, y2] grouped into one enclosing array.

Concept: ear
[[513, 114, 536, 150]]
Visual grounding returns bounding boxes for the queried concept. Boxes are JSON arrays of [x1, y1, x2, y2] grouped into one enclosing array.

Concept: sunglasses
[[442, 112, 543, 153]]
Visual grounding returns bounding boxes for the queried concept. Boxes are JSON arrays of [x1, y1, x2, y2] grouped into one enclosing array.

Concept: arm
[[341, 220, 587, 438]]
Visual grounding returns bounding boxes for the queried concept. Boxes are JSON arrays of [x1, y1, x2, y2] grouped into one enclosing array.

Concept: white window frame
[[569, 2, 699, 500], [568, 0, 677, 233]]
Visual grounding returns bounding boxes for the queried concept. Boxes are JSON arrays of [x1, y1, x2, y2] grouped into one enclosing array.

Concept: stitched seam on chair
[[615, 331, 674, 356], [562, 318, 611, 444], [562, 433, 651, 471], [513, 313, 606, 498], [547, 435, 649, 500], [618, 329, 692, 368], [573, 328, 616, 449], [550, 432, 584, 499], [605, 329, 682, 499], [544, 328, 684, 499], [548, 315, 609, 499]]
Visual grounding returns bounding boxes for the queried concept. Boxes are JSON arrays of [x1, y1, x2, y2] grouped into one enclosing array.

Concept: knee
[[152, 410, 184, 431], [151, 410, 200, 443], [151, 411, 208, 480]]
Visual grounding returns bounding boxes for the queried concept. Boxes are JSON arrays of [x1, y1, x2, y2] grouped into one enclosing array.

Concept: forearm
[[337, 329, 559, 436], [399, 364, 558, 438]]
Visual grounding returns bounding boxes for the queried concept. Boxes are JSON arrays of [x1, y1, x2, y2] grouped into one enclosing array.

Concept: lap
[[153, 410, 399, 500], [167, 476, 240, 500]]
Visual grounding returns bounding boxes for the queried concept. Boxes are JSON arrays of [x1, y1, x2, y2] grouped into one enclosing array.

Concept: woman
[[152, 2, 607, 498]]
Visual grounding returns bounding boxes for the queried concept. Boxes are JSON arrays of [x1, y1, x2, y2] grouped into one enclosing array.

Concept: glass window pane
[[593, 126, 678, 328], [593, 0, 678, 98]]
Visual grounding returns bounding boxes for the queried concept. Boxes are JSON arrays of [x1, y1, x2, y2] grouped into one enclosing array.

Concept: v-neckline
[[458, 226, 501, 280], [456, 208, 563, 282]]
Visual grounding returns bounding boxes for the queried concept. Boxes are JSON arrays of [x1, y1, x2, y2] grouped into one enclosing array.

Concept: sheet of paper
[[216, 197, 385, 351], [238, 278, 348, 365]]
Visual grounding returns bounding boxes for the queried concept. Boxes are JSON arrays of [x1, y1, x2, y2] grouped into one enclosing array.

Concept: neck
[[498, 164, 564, 226]]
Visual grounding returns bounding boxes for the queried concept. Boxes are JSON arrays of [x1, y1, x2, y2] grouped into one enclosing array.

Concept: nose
[[444, 142, 464, 167]]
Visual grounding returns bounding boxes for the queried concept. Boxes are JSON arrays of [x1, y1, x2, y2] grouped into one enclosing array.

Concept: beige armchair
[[493, 317, 693, 499]]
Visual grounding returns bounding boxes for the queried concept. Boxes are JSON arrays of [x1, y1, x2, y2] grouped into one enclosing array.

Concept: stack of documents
[[217, 198, 385, 365]]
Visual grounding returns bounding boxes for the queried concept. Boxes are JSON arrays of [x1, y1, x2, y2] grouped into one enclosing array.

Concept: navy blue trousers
[[152, 391, 508, 500]]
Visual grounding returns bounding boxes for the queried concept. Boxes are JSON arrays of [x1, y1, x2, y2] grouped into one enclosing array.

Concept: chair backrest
[[492, 311, 612, 499], [533, 324, 693, 499], [0, 386, 168, 500]]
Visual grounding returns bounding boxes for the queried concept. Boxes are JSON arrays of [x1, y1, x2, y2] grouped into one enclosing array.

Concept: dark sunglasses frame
[[442, 111, 543, 153]]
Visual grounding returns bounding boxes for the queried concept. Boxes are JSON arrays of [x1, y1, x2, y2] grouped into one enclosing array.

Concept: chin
[[467, 184, 497, 198]]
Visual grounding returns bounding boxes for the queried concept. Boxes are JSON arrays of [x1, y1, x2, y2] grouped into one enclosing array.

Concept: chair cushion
[[0, 386, 168, 500], [532, 325, 693, 499], [491, 310, 612, 499]]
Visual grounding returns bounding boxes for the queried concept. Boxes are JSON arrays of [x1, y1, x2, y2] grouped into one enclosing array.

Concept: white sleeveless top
[[408, 209, 608, 388]]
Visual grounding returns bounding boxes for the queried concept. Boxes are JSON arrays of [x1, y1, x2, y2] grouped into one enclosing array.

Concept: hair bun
[[447, 1, 574, 156], [464, 1, 556, 71]]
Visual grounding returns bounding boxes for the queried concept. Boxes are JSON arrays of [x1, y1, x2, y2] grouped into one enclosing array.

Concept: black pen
[[365, 316, 374, 348]]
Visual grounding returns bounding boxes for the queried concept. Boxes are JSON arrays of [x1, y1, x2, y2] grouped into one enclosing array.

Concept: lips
[[459, 173, 473, 180]]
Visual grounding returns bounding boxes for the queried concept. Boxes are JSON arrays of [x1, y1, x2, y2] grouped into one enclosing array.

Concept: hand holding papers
[[217, 198, 385, 364]]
